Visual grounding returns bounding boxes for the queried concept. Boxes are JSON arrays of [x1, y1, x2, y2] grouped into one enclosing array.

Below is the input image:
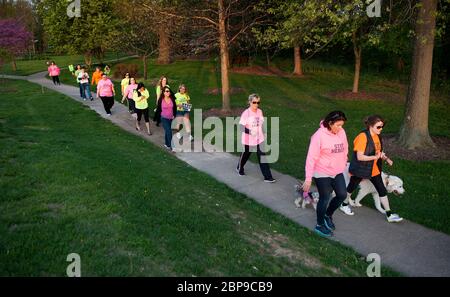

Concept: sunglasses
[[252, 101, 261, 105], [164, 90, 171, 93], [376, 125, 384, 130]]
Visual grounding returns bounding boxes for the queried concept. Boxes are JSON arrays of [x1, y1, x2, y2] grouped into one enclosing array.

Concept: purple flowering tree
[[0, 19, 33, 72]]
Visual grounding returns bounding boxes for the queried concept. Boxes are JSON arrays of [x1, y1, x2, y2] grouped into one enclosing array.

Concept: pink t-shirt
[[124, 84, 138, 99], [239, 108, 265, 146], [48, 65, 60, 76], [161, 98, 174, 119], [97, 79, 114, 97]]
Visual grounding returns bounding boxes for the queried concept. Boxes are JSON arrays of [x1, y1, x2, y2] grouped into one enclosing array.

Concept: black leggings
[[238, 144, 273, 180], [52, 76, 60, 85], [314, 174, 347, 226], [127, 98, 136, 113], [136, 108, 149, 123], [100, 96, 115, 115], [347, 174, 387, 197]]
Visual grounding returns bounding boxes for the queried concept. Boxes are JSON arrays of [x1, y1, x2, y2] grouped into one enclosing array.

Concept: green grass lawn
[[27, 56, 450, 234], [9, 55, 450, 235], [75, 57, 449, 235], [0, 79, 401, 276]]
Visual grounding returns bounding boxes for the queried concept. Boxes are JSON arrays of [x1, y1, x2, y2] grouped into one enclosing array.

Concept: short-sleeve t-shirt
[[353, 132, 382, 177], [97, 79, 114, 97], [239, 108, 265, 146], [156, 85, 171, 99], [175, 93, 190, 111], [121, 78, 130, 95], [124, 84, 138, 99], [133, 89, 150, 110]]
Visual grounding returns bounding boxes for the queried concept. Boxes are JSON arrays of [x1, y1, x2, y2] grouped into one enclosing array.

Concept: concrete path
[[3, 71, 450, 277]]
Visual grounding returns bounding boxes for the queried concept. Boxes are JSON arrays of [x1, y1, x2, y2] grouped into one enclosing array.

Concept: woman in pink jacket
[[48, 61, 61, 86], [303, 111, 348, 238]]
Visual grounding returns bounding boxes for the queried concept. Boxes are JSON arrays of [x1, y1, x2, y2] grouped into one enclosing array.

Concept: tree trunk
[[398, 0, 437, 149], [352, 31, 362, 93], [218, 0, 231, 112], [142, 55, 148, 80], [293, 46, 303, 76], [11, 59, 17, 72], [84, 54, 93, 70], [157, 28, 171, 65], [266, 49, 271, 68]]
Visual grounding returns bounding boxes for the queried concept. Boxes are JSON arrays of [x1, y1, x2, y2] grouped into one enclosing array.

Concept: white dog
[[300, 164, 405, 214], [342, 164, 405, 214], [294, 184, 319, 210]]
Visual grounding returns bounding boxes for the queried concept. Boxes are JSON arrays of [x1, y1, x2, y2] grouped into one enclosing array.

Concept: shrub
[[113, 63, 139, 79]]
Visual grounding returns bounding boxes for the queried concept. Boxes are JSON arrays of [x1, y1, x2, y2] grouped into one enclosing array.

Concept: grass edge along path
[[0, 79, 401, 276]]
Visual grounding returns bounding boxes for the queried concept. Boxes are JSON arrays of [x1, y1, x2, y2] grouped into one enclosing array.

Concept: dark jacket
[[154, 96, 177, 123], [348, 129, 383, 179]]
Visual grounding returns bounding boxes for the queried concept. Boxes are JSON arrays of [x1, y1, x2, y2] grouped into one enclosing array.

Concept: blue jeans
[[161, 117, 173, 148], [78, 83, 83, 97], [314, 173, 347, 226], [81, 83, 92, 99]]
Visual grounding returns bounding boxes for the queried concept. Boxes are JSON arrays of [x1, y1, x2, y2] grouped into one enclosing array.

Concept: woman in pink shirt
[[48, 61, 61, 86], [237, 94, 275, 183], [97, 73, 115, 116], [303, 111, 348, 238], [121, 77, 138, 114], [155, 87, 177, 150]]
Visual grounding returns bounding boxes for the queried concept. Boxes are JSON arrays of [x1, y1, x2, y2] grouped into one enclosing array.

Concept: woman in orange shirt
[[91, 66, 103, 96], [342, 115, 403, 223]]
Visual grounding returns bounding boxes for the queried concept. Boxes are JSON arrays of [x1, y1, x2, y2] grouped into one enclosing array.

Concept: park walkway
[[2, 70, 450, 277]]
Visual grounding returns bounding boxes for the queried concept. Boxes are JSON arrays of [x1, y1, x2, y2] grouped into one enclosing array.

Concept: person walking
[[303, 111, 349, 238], [73, 64, 83, 98], [48, 61, 61, 86], [104, 65, 111, 76], [155, 86, 177, 151], [339, 115, 403, 223], [154, 76, 170, 127], [97, 73, 115, 116], [91, 66, 103, 97], [133, 82, 152, 136], [237, 94, 276, 183], [175, 84, 193, 142], [122, 77, 138, 114], [77, 67, 94, 101], [121, 73, 130, 97]]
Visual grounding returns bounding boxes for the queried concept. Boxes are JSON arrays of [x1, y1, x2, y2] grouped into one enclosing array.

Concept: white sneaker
[[339, 205, 354, 216], [176, 132, 182, 140], [387, 214, 403, 223], [189, 135, 194, 142]]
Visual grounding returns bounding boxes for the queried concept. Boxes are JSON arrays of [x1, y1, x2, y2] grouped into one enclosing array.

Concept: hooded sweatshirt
[[305, 122, 348, 182]]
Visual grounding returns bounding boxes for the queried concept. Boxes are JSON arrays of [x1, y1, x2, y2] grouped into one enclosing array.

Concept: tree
[[254, 0, 348, 76], [114, 1, 158, 79], [398, 0, 439, 149], [0, 19, 33, 71], [37, 0, 120, 69], [143, 0, 264, 112]]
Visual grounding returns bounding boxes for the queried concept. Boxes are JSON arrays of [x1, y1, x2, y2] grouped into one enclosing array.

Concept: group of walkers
[[302, 111, 403, 238], [237, 97, 403, 238], [50, 61, 402, 239], [120, 75, 194, 150]]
